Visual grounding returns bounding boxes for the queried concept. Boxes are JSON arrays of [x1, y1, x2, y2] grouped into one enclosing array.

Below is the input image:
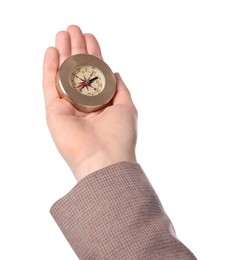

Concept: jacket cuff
[[50, 161, 196, 259]]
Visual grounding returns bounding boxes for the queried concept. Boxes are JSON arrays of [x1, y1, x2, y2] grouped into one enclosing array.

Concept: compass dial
[[70, 65, 105, 96]]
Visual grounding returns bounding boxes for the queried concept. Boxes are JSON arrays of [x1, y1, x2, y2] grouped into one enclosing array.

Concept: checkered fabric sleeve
[[50, 162, 197, 259]]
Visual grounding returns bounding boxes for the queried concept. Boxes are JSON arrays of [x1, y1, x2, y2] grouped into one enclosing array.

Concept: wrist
[[69, 151, 137, 182]]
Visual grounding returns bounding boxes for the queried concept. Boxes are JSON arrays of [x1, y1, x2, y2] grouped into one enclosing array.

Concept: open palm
[[43, 25, 137, 181]]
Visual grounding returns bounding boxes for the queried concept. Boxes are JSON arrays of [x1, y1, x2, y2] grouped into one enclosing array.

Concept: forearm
[[50, 162, 196, 259]]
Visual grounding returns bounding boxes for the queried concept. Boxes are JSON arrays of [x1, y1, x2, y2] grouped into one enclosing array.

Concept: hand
[[42, 25, 138, 181]]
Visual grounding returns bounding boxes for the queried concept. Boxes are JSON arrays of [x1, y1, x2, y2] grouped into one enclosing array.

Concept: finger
[[67, 25, 87, 55], [84, 33, 103, 59], [55, 30, 71, 65], [43, 47, 60, 107], [112, 73, 137, 110]]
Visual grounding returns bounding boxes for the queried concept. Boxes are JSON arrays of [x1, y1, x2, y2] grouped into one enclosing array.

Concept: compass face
[[70, 65, 105, 96], [57, 54, 116, 112]]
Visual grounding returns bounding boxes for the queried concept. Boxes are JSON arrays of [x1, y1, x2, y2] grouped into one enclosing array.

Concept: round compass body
[[57, 54, 116, 112]]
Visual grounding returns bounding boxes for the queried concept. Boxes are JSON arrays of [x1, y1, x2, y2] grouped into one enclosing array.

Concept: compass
[[57, 54, 116, 112]]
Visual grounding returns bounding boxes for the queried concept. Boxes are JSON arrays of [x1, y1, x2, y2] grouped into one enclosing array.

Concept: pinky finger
[[42, 47, 60, 107]]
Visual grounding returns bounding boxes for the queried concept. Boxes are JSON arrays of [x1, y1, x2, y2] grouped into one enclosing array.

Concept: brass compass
[[57, 54, 116, 112]]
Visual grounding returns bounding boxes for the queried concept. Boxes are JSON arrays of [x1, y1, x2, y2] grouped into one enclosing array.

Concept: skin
[[42, 25, 138, 181]]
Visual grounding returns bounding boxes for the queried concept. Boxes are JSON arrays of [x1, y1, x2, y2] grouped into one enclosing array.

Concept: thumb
[[112, 73, 136, 109]]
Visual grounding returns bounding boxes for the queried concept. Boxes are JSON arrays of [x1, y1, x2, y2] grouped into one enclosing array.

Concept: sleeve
[[50, 161, 197, 259]]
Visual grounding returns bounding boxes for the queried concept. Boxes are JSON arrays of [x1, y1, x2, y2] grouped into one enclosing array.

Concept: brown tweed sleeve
[[50, 162, 197, 259]]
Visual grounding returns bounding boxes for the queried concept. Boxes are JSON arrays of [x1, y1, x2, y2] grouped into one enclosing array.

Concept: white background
[[0, 0, 227, 259]]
